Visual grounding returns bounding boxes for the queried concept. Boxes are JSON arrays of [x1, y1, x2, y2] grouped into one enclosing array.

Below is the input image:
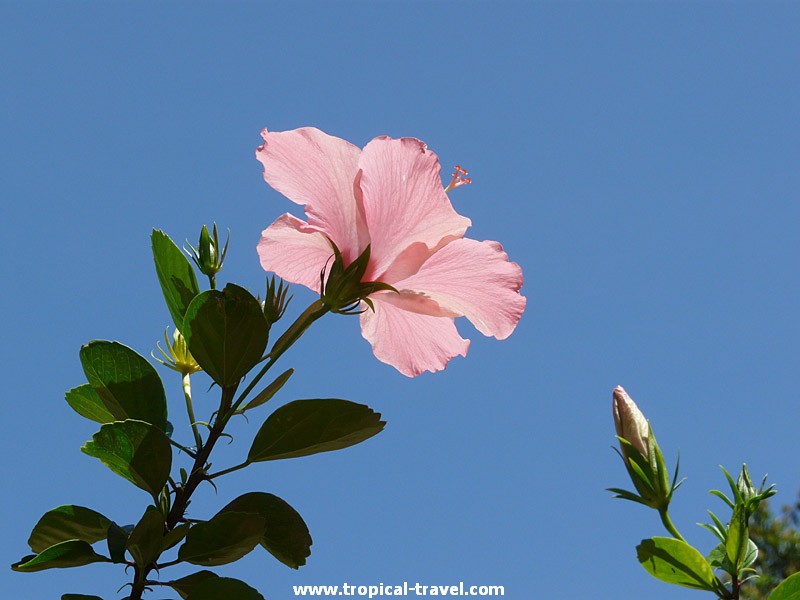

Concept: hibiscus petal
[[360, 296, 470, 377], [257, 213, 334, 293], [393, 238, 526, 339], [369, 289, 460, 318], [256, 127, 364, 263], [357, 136, 471, 279]]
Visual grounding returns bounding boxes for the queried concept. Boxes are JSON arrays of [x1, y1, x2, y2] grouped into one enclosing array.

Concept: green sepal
[[614, 435, 671, 509], [177, 512, 265, 566], [651, 432, 671, 502], [79, 341, 168, 432], [126, 506, 165, 568], [263, 275, 291, 326], [62, 595, 105, 600], [151, 229, 200, 329], [106, 522, 129, 563], [217, 492, 312, 568], [248, 399, 385, 463], [768, 571, 800, 600], [606, 487, 648, 506], [167, 570, 219, 599], [12, 540, 111, 572], [319, 242, 397, 314], [240, 368, 294, 413], [636, 536, 718, 591], [186, 577, 265, 600], [627, 454, 656, 495], [65, 384, 115, 424], [27, 505, 112, 553], [81, 420, 172, 500], [196, 225, 216, 274], [182, 284, 269, 388]]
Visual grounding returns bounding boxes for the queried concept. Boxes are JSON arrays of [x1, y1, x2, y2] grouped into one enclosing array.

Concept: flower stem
[[730, 574, 740, 600], [127, 299, 330, 600], [228, 299, 329, 417], [658, 507, 686, 543], [183, 372, 203, 451]]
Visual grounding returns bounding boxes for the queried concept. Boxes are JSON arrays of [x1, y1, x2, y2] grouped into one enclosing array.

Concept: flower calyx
[[263, 275, 292, 327], [187, 223, 229, 289], [153, 328, 202, 376], [319, 241, 397, 315]]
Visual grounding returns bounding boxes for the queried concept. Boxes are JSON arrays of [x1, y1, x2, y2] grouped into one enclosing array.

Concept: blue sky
[[2, 2, 799, 599]]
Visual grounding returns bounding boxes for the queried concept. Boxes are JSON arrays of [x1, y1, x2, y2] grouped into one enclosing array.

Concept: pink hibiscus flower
[[255, 127, 526, 377]]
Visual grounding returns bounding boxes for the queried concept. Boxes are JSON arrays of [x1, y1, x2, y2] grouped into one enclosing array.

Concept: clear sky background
[[1, 2, 799, 599]]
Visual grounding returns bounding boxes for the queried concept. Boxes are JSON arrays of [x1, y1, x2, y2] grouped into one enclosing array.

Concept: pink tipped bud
[[613, 385, 649, 458]]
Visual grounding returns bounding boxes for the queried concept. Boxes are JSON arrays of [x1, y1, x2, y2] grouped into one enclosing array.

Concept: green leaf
[[62, 595, 105, 600], [28, 505, 112, 553], [769, 571, 800, 600], [65, 384, 115, 424], [636, 537, 718, 591], [152, 229, 200, 329], [217, 492, 312, 568], [177, 512, 265, 566], [167, 570, 218, 599], [80, 341, 168, 431], [742, 538, 758, 569], [161, 523, 191, 553], [706, 539, 758, 573], [182, 284, 269, 387], [248, 399, 385, 463], [106, 522, 129, 563], [241, 369, 294, 412], [126, 506, 164, 568], [726, 504, 749, 570], [187, 577, 265, 600], [12, 540, 110, 572], [706, 543, 727, 569], [81, 420, 172, 499]]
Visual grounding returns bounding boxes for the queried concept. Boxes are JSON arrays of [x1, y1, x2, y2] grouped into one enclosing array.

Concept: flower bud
[[732, 464, 776, 517], [198, 224, 217, 269], [187, 223, 229, 287], [153, 328, 202, 376], [737, 464, 756, 500], [609, 386, 679, 511], [613, 385, 649, 458]]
